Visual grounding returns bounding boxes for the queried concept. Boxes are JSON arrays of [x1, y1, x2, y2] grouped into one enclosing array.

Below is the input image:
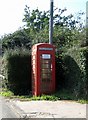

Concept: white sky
[[0, 0, 87, 37]]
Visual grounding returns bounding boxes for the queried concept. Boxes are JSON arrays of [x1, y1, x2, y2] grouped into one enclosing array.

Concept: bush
[[2, 48, 32, 95], [59, 47, 88, 99], [55, 54, 65, 90], [2, 46, 88, 100]]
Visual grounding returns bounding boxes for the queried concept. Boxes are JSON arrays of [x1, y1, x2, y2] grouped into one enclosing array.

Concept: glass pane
[[40, 54, 52, 82]]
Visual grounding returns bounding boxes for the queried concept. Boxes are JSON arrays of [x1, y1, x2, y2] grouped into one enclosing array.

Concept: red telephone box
[[32, 43, 55, 96]]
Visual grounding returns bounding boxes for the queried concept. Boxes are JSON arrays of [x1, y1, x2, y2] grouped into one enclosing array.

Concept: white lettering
[[39, 48, 53, 51]]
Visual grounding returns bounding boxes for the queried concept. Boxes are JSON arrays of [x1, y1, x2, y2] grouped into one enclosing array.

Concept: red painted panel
[[32, 43, 55, 96]]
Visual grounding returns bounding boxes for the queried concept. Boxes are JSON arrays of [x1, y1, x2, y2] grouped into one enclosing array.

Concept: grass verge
[[0, 89, 88, 104]]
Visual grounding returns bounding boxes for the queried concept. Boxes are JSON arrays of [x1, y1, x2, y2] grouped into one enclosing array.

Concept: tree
[[22, 6, 85, 48], [1, 6, 85, 52], [1, 29, 31, 52], [23, 5, 49, 32]]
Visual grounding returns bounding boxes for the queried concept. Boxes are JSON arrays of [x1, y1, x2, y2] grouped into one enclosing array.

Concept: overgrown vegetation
[[1, 46, 88, 100], [56, 47, 88, 100], [0, 6, 87, 101], [2, 48, 31, 95], [0, 88, 88, 104], [1, 7, 86, 53]]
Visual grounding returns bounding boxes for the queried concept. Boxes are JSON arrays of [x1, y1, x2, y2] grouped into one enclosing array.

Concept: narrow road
[[0, 55, 19, 119], [0, 97, 19, 119]]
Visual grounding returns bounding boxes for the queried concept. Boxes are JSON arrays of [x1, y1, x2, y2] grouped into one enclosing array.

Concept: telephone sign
[[42, 54, 51, 59], [39, 48, 53, 51], [32, 43, 55, 96]]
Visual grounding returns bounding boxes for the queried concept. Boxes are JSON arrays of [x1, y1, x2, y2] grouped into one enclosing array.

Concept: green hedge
[[58, 47, 88, 99], [3, 49, 32, 95], [2, 47, 88, 99]]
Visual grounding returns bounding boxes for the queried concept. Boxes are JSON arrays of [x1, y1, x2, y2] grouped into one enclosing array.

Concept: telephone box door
[[40, 53, 53, 93]]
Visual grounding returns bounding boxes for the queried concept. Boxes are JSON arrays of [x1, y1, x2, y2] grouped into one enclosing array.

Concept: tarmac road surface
[[0, 96, 87, 119], [10, 99, 87, 119], [0, 97, 19, 119]]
